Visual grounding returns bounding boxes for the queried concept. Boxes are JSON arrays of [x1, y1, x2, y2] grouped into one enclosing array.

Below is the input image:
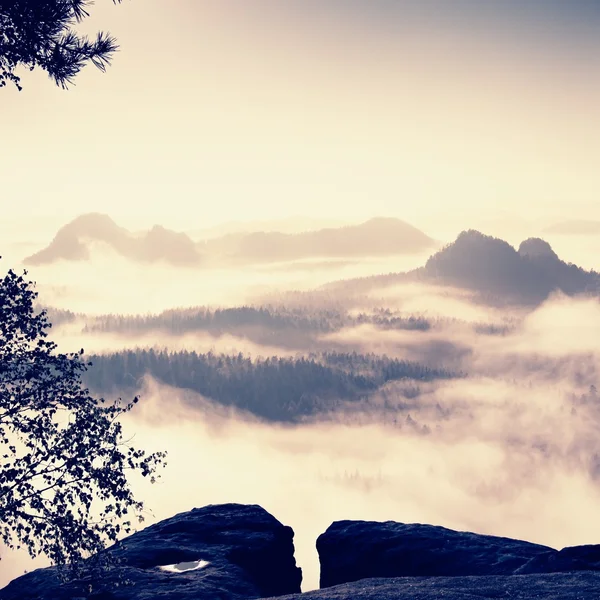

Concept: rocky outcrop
[[24, 213, 203, 267], [267, 572, 600, 600], [0, 503, 302, 600], [417, 230, 600, 304], [316, 520, 600, 588], [517, 237, 559, 261], [3, 509, 600, 600]]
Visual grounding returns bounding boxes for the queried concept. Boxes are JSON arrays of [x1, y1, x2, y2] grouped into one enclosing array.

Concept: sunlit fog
[[2, 0, 600, 596]]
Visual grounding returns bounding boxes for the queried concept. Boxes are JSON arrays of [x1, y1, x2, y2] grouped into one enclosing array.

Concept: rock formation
[[267, 519, 600, 599], [517, 237, 559, 261], [0, 503, 302, 600], [316, 520, 600, 588], [267, 572, 600, 600], [24, 213, 203, 267], [417, 230, 599, 303], [3, 508, 600, 600]]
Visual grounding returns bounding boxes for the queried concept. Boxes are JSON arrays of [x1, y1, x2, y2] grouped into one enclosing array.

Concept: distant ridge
[[187, 216, 349, 239], [24, 213, 202, 267], [24, 214, 435, 266], [208, 217, 436, 263]]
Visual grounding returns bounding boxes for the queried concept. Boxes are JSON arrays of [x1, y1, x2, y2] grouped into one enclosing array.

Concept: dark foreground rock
[[266, 571, 600, 600], [0, 503, 302, 600], [317, 520, 600, 588]]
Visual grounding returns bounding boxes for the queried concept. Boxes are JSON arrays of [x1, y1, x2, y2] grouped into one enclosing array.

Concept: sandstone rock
[[518, 237, 559, 261], [267, 571, 600, 600], [316, 520, 600, 588], [0, 503, 302, 600]]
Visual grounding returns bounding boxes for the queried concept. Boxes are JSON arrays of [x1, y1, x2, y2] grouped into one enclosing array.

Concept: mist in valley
[[3, 226, 600, 591], [3, 3, 600, 596]]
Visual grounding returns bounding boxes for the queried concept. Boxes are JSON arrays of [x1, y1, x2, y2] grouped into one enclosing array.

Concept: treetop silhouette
[[1, 0, 122, 90]]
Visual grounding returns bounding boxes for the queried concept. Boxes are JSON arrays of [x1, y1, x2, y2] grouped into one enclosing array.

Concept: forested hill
[[83, 350, 458, 422], [83, 306, 432, 335], [418, 231, 600, 303], [322, 230, 600, 305]]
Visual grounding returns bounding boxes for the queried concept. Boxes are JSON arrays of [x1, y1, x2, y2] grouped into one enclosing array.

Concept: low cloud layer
[[5, 346, 600, 592], [117, 373, 600, 591], [3, 248, 600, 593]]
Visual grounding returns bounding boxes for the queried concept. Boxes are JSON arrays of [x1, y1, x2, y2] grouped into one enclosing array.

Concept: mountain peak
[[420, 230, 599, 304], [518, 237, 559, 260], [24, 214, 202, 267]]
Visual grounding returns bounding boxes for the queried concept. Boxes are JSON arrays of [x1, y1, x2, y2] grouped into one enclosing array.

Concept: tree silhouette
[[0, 0, 122, 90], [0, 263, 166, 567]]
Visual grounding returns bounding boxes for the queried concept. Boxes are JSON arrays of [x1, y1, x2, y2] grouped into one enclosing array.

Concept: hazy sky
[[2, 0, 599, 235], [5, 3, 600, 590]]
